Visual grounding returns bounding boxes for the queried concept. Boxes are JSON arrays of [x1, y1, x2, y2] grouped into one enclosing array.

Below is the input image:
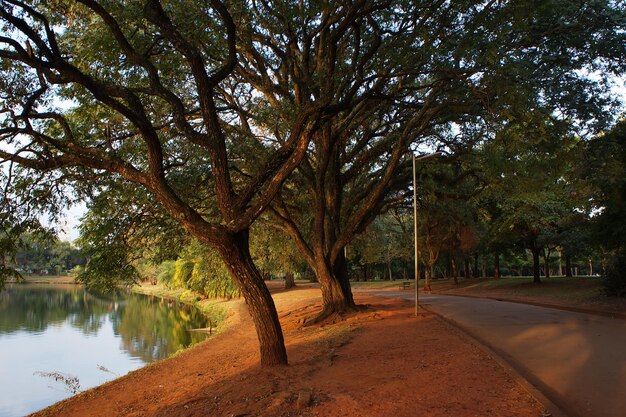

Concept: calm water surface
[[0, 284, 211, 417]]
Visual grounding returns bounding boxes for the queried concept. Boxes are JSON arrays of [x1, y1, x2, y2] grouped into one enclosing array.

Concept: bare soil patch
[[32, 287, 544, 417]]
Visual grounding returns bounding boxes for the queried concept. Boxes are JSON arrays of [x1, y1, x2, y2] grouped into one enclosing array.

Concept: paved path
[[356, 289, 626, 417]]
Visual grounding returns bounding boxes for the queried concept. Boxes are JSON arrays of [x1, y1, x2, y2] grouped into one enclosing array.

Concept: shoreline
[[131, 283, 234, 331], [31, 287, 546, 417]]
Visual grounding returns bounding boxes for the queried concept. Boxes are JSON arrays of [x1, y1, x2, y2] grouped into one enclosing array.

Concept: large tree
[[0, 0, 339, 366], [2, 0, 624, 359], [255, 0, 626, 316]]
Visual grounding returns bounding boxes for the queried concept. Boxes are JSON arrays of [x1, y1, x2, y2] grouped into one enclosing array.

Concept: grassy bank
[[352, 276, 604, 301], [352, 276, 626, 315], [132, 283, 233, 330], [13, 274, 77, 284], [350, 280, 405, 289], [429, 276, 604, 302]]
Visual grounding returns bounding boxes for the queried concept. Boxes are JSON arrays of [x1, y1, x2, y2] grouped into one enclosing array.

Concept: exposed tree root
[[304, 303, 370, 326]]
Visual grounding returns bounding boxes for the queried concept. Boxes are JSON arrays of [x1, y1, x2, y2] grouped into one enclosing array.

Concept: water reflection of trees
[[112, 294, 208, 362], [0, 285, 109, 334], [1, 285, 211, 363]]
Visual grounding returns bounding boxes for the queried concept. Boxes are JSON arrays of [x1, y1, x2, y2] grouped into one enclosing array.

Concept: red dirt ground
[[32, 287, 544, 417]]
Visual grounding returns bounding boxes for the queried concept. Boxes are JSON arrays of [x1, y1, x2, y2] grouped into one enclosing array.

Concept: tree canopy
[[1, 0, 626, 365]]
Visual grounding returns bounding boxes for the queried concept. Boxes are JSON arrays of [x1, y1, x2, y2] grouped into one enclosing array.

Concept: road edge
[[420, 304, 571, 417]]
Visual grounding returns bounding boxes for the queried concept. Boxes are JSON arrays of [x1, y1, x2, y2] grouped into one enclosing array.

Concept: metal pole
[[413, 154, 420, 317]]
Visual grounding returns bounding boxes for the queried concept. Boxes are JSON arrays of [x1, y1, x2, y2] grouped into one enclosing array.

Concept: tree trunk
[[558, 250, 563, 276], [424, 266, 432, 292], [451, 257, 459, 285], [284, 272, 295, 289], [317, 268, 357, 317], [494, 253, 501, 279], [565, 254, 573, 277], [218, 230, 288, 366], [481, 256, 486, 278], [531, 247, 542, 284], [588, 258, 593, 276], [473, 253, 479, 278], [313, 251, 357, 321], [464, 258, 471, 279], [544, 248, 551, 279]]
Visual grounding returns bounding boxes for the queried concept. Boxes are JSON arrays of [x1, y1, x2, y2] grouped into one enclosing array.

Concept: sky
[[56, 202, 87, 242]]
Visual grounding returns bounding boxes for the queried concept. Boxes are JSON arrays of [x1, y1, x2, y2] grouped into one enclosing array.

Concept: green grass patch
[[20, 275, 76, 284], [350, 279, 411, 288], [431, 276, 605, 303]]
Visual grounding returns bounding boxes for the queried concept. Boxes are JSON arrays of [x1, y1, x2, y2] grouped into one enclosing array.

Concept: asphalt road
[[356, 289, 626, 417]]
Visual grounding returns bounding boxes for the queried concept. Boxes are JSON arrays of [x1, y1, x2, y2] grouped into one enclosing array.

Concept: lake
[[0, 284, 211, 417]]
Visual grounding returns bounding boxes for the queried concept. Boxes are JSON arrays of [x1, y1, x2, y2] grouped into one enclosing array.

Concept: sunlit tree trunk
[[312, 249, 357, 322], [217, 230, 287, 366]]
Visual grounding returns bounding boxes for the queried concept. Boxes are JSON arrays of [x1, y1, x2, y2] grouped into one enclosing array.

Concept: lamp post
[[413, 154, 420, 317], [412, 151, 441, 317]]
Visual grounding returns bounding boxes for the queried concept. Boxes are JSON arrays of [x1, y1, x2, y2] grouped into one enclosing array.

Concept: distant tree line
[[144, 119, 626, 297], [10, 235, 86, 276], [343, 120, 626, 297]]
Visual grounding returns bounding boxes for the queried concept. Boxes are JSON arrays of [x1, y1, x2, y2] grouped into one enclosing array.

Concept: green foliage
[[156, 241, 239, 299], [13, 236, 85, 275], [76, 243, 140, 293], [353, 210, 413, 274], [0, 197, 56, 288], [157, 261, 176, 287], [183, 240, 239, 299], [188, 252, 239, 299], [584, 122, 626, 296], [75, 182, 186, 292], [585, 122, 626, 250], [250, 223, 309, 279], [2, 0, 625, 306], [172, 259, 194, 289], [474, 115, 587, 281]]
